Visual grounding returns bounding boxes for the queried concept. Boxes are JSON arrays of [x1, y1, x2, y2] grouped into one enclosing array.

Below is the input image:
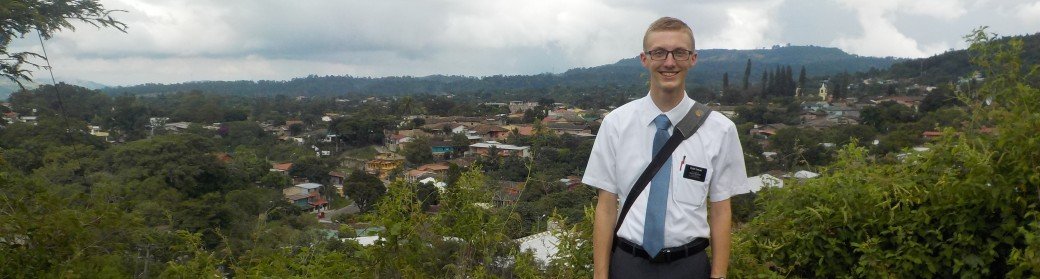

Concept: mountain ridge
[[91, 45, 899, 97]]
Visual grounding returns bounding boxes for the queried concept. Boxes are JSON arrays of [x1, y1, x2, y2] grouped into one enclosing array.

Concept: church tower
[[819, 83, 828, 101]]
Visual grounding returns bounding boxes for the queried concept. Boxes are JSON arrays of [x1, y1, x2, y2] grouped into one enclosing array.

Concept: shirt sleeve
[[582, 114, 618, 194], [708, 120, 749, 202]]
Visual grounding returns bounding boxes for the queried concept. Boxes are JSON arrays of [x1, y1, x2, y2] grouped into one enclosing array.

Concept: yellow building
[[365, 153, 405, 180]]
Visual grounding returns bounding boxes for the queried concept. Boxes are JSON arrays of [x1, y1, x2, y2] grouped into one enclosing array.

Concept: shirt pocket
[[671, 166, 712, 208]]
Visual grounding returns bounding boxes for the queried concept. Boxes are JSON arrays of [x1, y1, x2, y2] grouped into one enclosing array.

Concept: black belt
[[614, 237, 709, 263]]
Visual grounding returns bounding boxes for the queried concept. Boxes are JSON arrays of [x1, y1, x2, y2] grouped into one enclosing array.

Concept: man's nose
[[662, 53, 678, 66]]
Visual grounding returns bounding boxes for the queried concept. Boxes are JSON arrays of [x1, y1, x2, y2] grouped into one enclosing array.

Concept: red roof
[[328, 171, 346, 178], [417, 163, 450, 172], [515, 126, 535, 136], [272, 162, 293, 171], [214, 153, 232, 163], [922, 131, 942, 138]]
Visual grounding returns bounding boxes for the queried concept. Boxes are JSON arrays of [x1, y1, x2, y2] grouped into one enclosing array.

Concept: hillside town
[[1, 67, 984, 266]]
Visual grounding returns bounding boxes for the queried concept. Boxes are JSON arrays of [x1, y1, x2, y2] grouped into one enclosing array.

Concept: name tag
[[683, 165, 707, 182]]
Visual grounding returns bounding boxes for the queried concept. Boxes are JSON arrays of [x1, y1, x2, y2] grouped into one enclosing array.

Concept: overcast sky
[[9, 0, 1040, 86]]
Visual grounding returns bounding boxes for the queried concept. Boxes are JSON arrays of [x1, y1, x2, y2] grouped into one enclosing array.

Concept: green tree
[[451, 132, 470, 156], [861, 101, 917, 132], [105, 134, 229, 197], [798, 65, 807, 90], [343, 170, 386, 213], [730, 28, 1040, 278], [1, 0, 126, 85], [401, 135, 433, 165], [329, 114, 393, 147], [919, 84, 963, 112], [289, 155, 331, 184], [107, 94, 151, 140], [743, 58, 752, 90], [722, 72, 730, 90]]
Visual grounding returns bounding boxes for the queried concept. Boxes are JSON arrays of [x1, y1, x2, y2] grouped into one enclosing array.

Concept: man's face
[[640, 30, 697, 95]]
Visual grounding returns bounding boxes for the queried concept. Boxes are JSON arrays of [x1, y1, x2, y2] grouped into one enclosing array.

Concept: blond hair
[[643, 17, 695, 51]]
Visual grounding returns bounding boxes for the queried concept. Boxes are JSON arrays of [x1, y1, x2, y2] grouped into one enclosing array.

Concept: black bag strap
[[613, 102, 712, 237]]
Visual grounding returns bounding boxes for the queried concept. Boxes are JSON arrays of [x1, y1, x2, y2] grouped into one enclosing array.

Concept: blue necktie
[[643, 114, 671, 257]]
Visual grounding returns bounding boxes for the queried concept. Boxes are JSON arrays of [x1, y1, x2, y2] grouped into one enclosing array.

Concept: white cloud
[[903, 0, 967, 19], [704, 0, 784, 49], [1017, 1, 1040, 25], [4, 0, 1032, 85], [832, 0, 970, 58]]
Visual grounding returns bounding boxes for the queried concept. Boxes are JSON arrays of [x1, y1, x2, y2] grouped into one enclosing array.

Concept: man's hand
[[593, 189, 619, 279]]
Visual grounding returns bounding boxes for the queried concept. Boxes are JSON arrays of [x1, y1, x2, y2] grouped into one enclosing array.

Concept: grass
[[342, 145, 378, 160]]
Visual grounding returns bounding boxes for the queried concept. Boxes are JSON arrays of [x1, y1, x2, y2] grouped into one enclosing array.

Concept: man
[[583, 17, 748, 279]]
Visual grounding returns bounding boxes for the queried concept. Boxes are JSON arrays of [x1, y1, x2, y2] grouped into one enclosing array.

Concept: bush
[[730, 28, 1040, 278]]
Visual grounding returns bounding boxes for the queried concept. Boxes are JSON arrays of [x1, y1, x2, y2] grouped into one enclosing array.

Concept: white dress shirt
[[583, 93, 749, 248]]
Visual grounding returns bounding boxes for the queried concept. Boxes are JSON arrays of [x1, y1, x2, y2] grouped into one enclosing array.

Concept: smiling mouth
[[660, 71, 679, 78]]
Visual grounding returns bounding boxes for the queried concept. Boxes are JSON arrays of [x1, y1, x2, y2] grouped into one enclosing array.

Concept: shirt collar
[[640, 92, 695, 128]]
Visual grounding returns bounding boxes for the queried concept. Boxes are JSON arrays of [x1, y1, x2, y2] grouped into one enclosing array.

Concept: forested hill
[[99, 45, 899, 97], [885, 32, 1040, 84], [563, 45, 899, 88]]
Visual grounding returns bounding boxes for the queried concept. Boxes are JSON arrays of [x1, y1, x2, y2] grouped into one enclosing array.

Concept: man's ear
[[688, 52, 699, 68], [639, 51, 650, 69]]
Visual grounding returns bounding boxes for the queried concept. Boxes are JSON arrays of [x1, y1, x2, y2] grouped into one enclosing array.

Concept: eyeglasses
[[645, 49, 694, 61]]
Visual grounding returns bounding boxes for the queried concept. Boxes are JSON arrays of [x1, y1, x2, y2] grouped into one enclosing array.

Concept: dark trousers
[[609, 245, 710, 279]]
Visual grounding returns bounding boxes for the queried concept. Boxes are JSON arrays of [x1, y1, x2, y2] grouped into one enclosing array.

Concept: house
[[406, 169, 436, 182], [429, 140, 456, 155], [164, 122, 191, 131], [365, 152, 405, 180], [500, 124, 535, 137], [747, 173, 784, 192], [472, 124, 510, 141], [285, 120, 304, 127], [329, 171, 346, 197], [560, 176, 584, 191], [875, 96, 924, 111], [802, 101, 831, 112], [2, 111, 18, 123], [711, 105, 738, 118], [544, 109, 586, 125], [804, 117, 836, 129], [449, 157, 476, 168], [416, 162, 450, 174], [271, 162, 293, 173], [516, 220, 566, 266], [214, 153, 233, 164], [469, 141, 531, 158], [508, 101, 538, 114], [823, 105, 860, 119], [87, 125, 111, 142], [790, 170, 819, 180], [800, 110, 827, 122], [545, 123, 591, 137], [419, 177, 447, 190], [493, 181, 523, 207], [283, 183, 328, 212], [749, 124, 788, 139]]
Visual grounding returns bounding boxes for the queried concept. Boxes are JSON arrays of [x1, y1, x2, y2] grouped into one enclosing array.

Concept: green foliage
[[860, 101, 917, 132], [329, 114, 394, 147], [105, 134, 229, 197], [402, 135, 434, 165], [545, 207, 595, 277], [1, 0, 125, 85], [288, 155, 332, 183], [343, 169, 385, 213], [159, 231, 223, 278], [731, 28, 1040, 278]]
